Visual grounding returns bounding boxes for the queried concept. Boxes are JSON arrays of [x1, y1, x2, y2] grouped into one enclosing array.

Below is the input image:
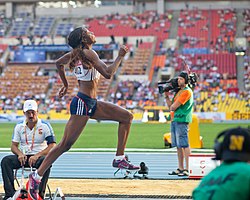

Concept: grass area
[[0, 122, 248, 149]]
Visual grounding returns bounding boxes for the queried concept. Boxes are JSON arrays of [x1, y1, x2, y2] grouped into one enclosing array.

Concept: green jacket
[[173, 86, 193, 123], [192, 162, 250, 200]]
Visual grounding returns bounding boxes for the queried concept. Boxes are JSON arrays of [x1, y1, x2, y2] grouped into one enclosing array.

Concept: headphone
[[179, 71, 189, 84], [214, 127, 250, 161], [213, 130, 228, 160]]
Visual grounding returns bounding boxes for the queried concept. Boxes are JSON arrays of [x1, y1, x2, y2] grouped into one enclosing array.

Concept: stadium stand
[[8, 13, 33, 37], [0, 12, 11, 37], [149, 55, 166, 81], [109, 80, 158, 109], [0, 65, 49, 98], [243, 9, 250, 43], [33, 16, 55, 37], [0, 3, 249, 119], [120, 47, 152, 75], [175, 53, 237, 76], [178, 9, 209, 48], [54, 22, 74, 37]]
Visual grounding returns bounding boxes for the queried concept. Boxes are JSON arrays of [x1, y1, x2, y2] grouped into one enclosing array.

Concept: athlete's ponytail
[[68, 27, 82, 49]]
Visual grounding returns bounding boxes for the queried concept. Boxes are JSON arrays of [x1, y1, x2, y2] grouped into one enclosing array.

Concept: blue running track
[[0, 152, 188, 182]]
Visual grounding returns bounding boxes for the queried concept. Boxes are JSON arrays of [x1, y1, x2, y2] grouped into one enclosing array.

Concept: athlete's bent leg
[[91, 101, 133, 155], [37, 115, 88, 176], [28, 115, 88, 200]]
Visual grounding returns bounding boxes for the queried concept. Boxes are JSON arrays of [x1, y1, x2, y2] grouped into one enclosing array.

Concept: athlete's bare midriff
[[78, 79, 99, 98]]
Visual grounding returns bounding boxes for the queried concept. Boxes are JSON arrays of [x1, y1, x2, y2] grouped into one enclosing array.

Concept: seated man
[[1, 100, 56, 200]]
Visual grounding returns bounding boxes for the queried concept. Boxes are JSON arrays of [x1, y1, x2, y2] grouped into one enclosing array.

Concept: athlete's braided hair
[[68, 27, 92, 71]]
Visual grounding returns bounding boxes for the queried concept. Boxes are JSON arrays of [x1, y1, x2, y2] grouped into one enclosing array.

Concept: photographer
[[165, 71, 194, 176]]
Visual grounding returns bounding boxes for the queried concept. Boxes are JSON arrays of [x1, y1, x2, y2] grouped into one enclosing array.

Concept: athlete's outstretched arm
[[84, 45, 128, 79]]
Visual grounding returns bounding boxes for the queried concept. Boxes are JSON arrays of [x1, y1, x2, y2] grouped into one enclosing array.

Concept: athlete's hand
[[58, 85, 68, 98], [118, 45, 129, 57]]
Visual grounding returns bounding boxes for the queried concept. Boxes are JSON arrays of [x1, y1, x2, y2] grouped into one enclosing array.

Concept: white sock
[[114, 155, 125, 160], [33, 170, 42, 181]]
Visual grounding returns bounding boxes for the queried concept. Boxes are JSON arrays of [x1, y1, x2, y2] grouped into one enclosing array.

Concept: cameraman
[[165, 71, 194, 176]]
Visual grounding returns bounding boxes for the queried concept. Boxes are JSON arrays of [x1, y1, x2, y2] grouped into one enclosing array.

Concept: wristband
[[170, 111, 174, 119]]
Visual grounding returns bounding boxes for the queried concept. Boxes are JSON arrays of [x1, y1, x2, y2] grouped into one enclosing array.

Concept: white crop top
[[73, 61, 100, 81]]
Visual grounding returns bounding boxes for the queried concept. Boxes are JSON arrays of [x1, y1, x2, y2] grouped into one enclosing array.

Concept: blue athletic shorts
[[171, 121, 189, 148], [70, 92, 97, 116]]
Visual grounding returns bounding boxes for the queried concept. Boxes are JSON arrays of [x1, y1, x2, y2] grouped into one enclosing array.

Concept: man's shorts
[[171, 121, 189, 148], [70, 92, 97, 116]]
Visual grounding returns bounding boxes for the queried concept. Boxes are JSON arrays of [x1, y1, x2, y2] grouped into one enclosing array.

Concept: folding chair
[[14, 167, 52, 200]]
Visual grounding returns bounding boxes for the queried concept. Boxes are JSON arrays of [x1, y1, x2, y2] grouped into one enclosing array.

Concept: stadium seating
[[0, 13, 10, 37], [210, 9, 236, 44], [149, 55, 166, 81], [109, 80, 158, 109], [0, 8, 248, 117], [120, 48, 151, 75], [33, 17, 55, 36], [196, 90, 247, 113], [55, 22, 74, 37], [10, 18, 33, 37], [87, 11, 171, 54], [0, 65, 49, 98], [178, 9, 209, 48], [175, 53, 237, 76]]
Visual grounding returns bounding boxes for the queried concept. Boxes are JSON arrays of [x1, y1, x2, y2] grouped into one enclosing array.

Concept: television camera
[[158, 72, 198, 94]]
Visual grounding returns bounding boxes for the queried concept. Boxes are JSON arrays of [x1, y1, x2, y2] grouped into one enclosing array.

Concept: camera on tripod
[[158, 71, 198, 94]]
